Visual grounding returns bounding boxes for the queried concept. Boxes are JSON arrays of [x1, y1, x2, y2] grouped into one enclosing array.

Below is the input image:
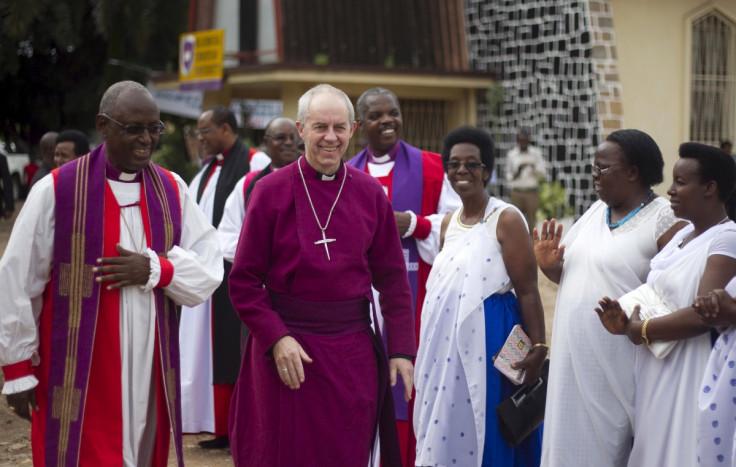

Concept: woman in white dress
[[414, 126, 547, 467], [536, 129, 685, 466], [596, 143, 736, 466]]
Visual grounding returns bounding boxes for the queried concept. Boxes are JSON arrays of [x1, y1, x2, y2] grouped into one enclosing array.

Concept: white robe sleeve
[[0, 176, 56, 392], [161, 173, 223, 307], [415, 174, 461, 265], [217, 176, 247, 263]]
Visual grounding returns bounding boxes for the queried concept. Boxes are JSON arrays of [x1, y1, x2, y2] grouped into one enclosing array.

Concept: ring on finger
[[281, 368, 288, 372]]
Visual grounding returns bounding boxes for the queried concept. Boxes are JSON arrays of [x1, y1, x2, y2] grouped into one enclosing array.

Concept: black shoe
[[197, 435, 229, 450]]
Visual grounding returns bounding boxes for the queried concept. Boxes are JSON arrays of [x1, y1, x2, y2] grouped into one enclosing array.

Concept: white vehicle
[[0, 137, 31, 200]]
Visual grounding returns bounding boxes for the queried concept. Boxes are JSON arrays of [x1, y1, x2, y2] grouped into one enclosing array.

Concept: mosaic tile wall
[[464, 0, 605, 218]]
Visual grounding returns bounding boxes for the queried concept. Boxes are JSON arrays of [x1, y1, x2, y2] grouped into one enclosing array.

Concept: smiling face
[[296, 92, 356, 174], [96, 89, 160, 173], [54, 141, 77, 167], [360, 93, 402, 154], [264, 118, 300, 169], [447, 142, 491, 200], [196, 110, 228, 157], [592, 141, 631, 206], [667, 157, 707, 221]]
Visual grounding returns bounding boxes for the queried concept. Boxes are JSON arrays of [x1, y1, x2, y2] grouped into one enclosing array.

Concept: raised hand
[[533, 219, 565, 283]]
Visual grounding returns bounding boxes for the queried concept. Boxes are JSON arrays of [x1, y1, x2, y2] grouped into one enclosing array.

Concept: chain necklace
[[606, 189, 654, 229], [456, 202, 498, 229], [297, 157, 347, 261]]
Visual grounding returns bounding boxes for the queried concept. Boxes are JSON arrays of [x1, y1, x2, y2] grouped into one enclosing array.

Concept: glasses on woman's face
[[445, 161, 486, 172], [591, 162, 625, 177]]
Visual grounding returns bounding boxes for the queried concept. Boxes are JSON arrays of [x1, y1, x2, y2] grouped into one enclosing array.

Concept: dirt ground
[[0, 205, 558, 466]]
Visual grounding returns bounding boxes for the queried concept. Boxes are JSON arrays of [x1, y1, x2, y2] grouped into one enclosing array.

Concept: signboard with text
[[179, 29, 224, 91]]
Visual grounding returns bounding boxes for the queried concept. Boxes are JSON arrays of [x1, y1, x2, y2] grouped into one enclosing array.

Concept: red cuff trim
[[2, 360, 33, 381], [158, 257, 174, 288], [412, 215, 432, 240]]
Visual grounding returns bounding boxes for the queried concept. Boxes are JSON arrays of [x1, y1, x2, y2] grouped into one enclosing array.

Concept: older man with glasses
[[0, 80, 223, 466]]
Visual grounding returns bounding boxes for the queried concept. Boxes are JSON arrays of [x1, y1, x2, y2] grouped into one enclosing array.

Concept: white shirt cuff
[[402, 211, 418, 238], [141, 248, 160, 293], [2, 375, 38, 395]]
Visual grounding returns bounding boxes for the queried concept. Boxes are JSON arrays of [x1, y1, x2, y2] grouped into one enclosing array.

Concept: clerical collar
[[300, 157, 344, 181], [105, 159, 141, 183], [367, 142, 400, 164], [217, 145, 232, 162]]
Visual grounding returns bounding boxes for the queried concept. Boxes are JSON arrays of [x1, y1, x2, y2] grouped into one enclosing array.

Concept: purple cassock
[[228, 157, 416, 467]]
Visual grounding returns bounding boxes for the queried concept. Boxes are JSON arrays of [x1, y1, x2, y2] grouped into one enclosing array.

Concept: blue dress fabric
[[483, 292, 542, 467]]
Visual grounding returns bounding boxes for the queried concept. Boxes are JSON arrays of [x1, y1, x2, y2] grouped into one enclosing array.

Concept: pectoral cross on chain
[[315, 228, 336, 261]]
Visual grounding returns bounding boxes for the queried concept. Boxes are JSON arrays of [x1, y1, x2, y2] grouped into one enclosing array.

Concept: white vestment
[[0, 172, 222, 466], [179, 164, 220, 433], [630, 222, 736, 466], [219, 175, 248, 263], [542, 198, 679, 467], [179, 154, 264, 433]]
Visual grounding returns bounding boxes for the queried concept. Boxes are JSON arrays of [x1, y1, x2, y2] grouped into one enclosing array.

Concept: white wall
[[611, 0, 736, 192]]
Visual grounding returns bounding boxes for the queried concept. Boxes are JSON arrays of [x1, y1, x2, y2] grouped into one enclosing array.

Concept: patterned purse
[[493, 324, 532, 384]]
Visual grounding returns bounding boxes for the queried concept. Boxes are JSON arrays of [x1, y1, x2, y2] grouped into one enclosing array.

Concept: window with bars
[[346, 98, 449, 159], [690, 11, 736, 146], [400, 99, 448, 154]]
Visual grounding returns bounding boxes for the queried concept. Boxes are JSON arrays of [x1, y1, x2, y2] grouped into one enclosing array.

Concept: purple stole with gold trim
[[47, 143, 183, 466]]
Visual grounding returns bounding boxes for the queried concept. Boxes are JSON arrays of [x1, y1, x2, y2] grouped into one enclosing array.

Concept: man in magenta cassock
[[228, 84, 416, 467]]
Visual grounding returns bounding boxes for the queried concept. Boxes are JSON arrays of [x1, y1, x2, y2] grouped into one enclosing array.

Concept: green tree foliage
[[537, 180, 574, 221], [0, 0, 188, 153], [152, 118, 200, 183]]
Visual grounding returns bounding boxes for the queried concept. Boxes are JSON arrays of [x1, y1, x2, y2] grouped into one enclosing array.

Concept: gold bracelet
[[531, 343, 549, 353], [641, 318, 651, 346]]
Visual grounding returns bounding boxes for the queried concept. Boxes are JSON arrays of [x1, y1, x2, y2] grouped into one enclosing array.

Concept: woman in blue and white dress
[[414, 126, 547, 467], [696, 277, 736, 466]]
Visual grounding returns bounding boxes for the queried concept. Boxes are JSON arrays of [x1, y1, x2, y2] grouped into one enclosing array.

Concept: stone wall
[[588, 0, 625, 140], [464, 0, 604, 217]]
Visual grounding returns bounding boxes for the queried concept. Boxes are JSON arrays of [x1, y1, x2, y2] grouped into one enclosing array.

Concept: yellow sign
[[179, 29, 224, 91]]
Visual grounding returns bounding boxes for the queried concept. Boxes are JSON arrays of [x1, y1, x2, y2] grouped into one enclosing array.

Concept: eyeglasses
[[591, 162, 626, 176], [265, 133, 296, 144], [102, 113, 165, 136], [194, 127, 216, 137], [445, 161, 486, 171]]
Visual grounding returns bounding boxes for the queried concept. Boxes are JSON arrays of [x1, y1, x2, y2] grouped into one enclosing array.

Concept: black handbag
[[496, 358, 550, 447]]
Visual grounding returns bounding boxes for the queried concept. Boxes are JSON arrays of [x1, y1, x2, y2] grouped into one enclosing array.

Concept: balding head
[[264, 117, 299, 169], [39, 131, 59, 167], [99, 81, 152, 117]]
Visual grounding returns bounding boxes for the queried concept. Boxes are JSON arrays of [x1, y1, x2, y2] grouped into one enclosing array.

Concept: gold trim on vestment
[[54, 157, 97, 466]]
